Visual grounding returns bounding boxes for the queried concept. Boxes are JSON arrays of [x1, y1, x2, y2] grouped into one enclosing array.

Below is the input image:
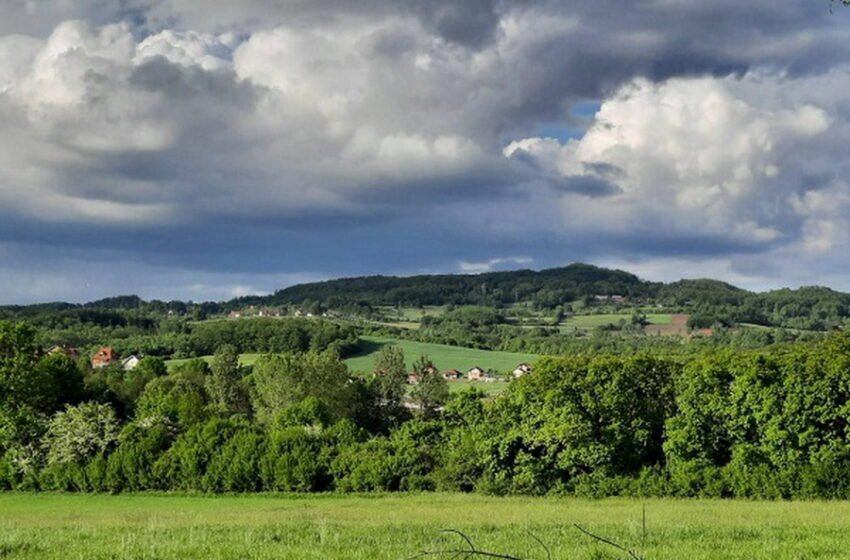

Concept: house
[[91, 347, 117, 369], [228, 310, 242, 318], [513, 363, 534, 378], [121, 355, 141, 371], [441, 368, 464, 380], [48, 345, 80, 360], [407, 372, 422, 385], [467, 366, 487, 381]]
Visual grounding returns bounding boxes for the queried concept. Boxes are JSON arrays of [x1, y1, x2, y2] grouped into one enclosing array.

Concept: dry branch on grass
[[406, 526, 643, 560]]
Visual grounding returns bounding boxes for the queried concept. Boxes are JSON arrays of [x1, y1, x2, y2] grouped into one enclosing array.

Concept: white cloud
[[506, 74, 838, 249], [458, 257, 534, 274]]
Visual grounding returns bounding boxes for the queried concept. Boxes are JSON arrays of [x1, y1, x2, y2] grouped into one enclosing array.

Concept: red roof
[[91, 347, 116, 366]]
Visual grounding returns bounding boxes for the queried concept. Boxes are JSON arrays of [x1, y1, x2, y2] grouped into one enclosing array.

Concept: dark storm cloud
[[1, 0, 850, 302]]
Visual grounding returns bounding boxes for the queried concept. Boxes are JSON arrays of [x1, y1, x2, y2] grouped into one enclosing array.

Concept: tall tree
[[205, 344, 247, 416], [371, 345, 408, 426], [410, 354, 448, 418], [251, 351, 355, 425]]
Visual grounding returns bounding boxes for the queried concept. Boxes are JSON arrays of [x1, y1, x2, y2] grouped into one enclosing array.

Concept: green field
[[165, 353, 262, 370], [343, 336, 538, 374], [165, 336, 536, 382], [2, 493, 850, 559], [560, 313, 674, 330]]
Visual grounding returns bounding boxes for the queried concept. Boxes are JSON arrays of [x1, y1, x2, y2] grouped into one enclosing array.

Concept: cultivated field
[[559, 313, 677, 332], [2, 494, 850, 559], [343, 336, 538, 374]]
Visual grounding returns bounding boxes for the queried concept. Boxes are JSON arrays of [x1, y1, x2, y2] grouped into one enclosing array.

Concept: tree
[[251, 351, 355, 425], [205, 344, 248, 416], [0, 322, 49, 413], [136, 376, 208, 428], [410, 354, 448, 418], [0, 322, 54, 453], [371, 346, 408, 426], [42, 402, 120, 465], [34, 353, 85, 412]]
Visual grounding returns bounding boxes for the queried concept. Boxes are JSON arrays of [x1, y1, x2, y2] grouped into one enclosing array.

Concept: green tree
[[371, 346, 408, 426], [410, 354, 448, 418], [0, 322, 49, 413], [205, 345, 248, 416], [42, 402, 120, 466], [136, 376, 208, 428], [251, 351, 355, 425]]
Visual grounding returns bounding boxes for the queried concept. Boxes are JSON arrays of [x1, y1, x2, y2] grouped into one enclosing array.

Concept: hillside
[[233, 263, 660, 308], [3, 262, 850, 336]]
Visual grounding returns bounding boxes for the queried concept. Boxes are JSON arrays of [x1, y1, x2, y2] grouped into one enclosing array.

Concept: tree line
[[3, 319, 850, 498]]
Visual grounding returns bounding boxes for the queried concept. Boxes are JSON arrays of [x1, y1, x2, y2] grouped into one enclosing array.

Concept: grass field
[[165, 353, 262, 370], [2, 493, 850, 559], [560, 313, 674, 330], [343, 336, 538, 374], [165, 336, 536, 379]]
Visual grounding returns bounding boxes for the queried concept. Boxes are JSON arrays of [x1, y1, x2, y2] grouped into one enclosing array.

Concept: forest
[[4, 317, 850, 499]]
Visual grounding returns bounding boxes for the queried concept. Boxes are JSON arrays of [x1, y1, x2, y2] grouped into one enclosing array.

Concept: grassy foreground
[[2, 494, 850, 559]]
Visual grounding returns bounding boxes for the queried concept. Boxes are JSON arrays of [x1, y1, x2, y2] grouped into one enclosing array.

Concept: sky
[[2, 0, 850, 303]]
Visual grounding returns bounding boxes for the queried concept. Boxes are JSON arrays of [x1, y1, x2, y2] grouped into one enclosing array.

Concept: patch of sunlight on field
[[343, 336, 537, 374], [2, 494, 850, 560]]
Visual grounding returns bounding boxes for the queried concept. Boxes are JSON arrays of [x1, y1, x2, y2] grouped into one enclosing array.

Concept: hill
[[3, 262, 850, 335], [233, 263, 660, 308]]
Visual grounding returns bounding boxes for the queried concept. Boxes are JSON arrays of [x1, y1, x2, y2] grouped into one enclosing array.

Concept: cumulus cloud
[[1, 1, 850, 302], [507, 74, 841, 254]]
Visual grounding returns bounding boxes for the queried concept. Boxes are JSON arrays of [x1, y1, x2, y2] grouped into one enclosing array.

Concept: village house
[[467, 366, 487, 381], [91, 347, 117, 369], [441, 368, 464, 380], [48, 345, 80, 360], [513, 363, 533, 378], [407, 371, 421, 385], [121, 355, 141, 371], [228, 310, 242, 318]]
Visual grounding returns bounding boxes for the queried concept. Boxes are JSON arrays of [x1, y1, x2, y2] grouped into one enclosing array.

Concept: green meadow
[[559, 313, 674, 330], [166, 337, 536, 377], [2, 493, 850, 559], [342, 336, 538, 374]]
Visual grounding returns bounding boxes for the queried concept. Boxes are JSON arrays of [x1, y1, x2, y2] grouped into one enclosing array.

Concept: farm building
[[441, 369, 464, 380], [467, 366, 487, 381], [121, 355, 141, 371], [513, 363, 533, 378], [407, 372, 421, 385], [91, 347, 117, 369]]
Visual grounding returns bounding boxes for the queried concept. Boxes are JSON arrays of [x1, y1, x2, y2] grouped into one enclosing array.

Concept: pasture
[[342, 336, 538, 374], [559, 313, 675, 331], [2, 493, 850, 559], [165, 336, 536, 378]]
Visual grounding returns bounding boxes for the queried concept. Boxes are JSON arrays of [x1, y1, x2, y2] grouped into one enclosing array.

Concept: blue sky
[[1, 1, 850, 303]]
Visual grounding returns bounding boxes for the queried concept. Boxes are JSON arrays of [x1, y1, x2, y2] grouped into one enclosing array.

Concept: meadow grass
[[165, 353, 263, 371], [560, 314, 674, 330], [343, 336, 538, 374], [2, 493, 850, 559]]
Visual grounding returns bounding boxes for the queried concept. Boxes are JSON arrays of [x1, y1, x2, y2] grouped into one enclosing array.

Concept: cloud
[[458, 257, 534, 274], [509, 74, 836, 254], [2, 2, 850, 301]]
